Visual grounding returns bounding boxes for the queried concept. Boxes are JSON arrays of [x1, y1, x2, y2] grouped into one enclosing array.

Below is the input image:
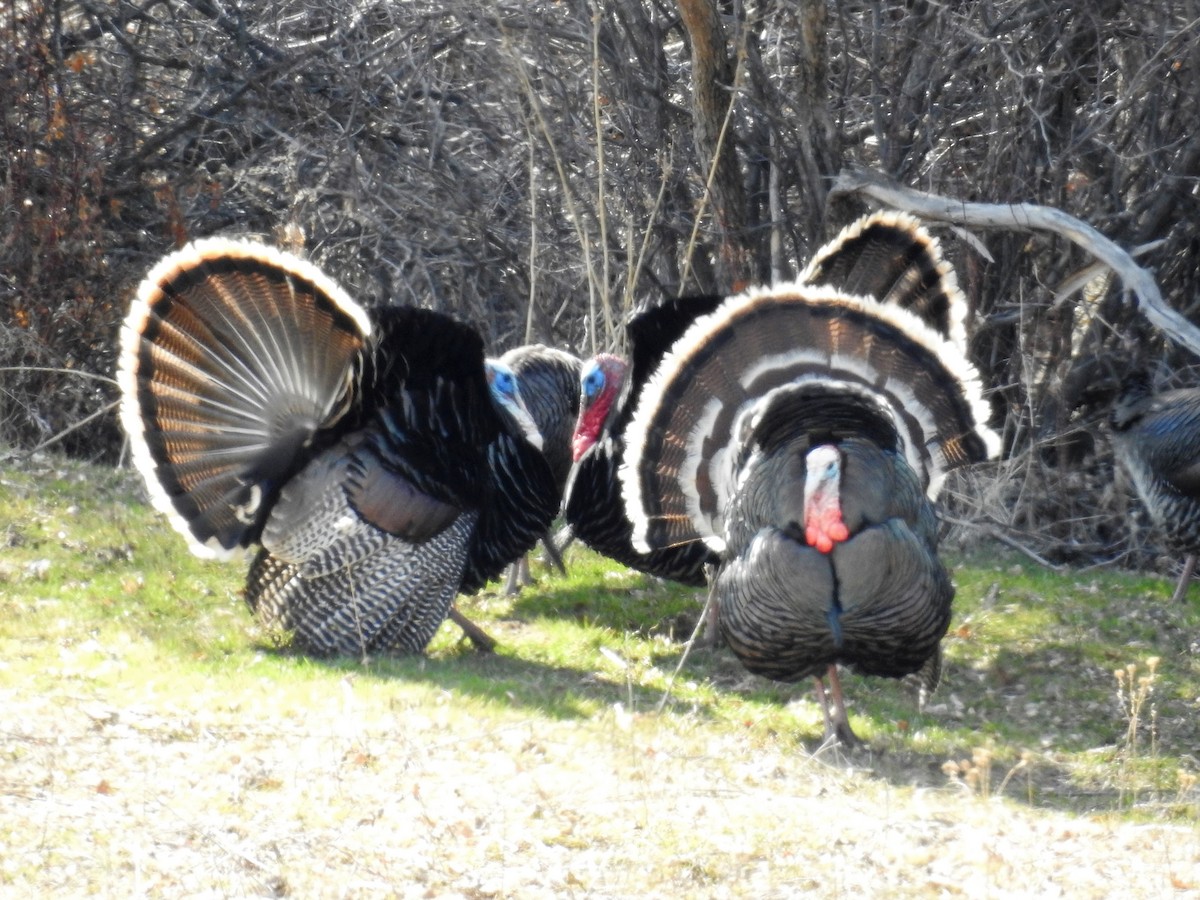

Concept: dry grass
[[3, 675, 1198, 898], [1, 454, 1199, 897]]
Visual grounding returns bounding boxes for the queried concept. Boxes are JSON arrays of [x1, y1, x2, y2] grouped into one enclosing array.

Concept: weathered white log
[[829, 168, 1200, 358]]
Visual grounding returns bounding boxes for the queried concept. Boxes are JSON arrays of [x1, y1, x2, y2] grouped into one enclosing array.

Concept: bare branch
[[829, 168, 1200, 359]]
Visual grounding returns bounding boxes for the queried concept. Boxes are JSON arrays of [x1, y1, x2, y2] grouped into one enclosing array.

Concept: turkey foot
[[503, 533, 570, 596], [503, 556, 534, 596]]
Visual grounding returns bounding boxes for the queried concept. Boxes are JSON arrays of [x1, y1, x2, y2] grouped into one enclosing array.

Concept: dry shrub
[[941, 443, 1160, 570], [1, 1, 1198, 566], [1, 3, 133, 456]]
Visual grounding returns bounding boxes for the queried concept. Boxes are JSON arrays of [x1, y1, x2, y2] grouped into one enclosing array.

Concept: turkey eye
[[583, 366, 605, 398], [486, 363, 516, 398]]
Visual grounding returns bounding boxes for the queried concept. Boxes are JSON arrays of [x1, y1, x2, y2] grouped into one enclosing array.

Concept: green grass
[[4, 454, 1198, 816], [2, 454, 1199, 895]]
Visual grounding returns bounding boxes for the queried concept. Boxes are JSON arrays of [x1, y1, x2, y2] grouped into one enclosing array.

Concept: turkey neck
[[802, 444, 850, 554]]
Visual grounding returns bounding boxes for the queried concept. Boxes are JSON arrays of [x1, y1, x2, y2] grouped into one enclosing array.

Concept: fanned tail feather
[[621, 216, 999, 554], [800, 211, 968, 348], [118, 238, 371, 558]]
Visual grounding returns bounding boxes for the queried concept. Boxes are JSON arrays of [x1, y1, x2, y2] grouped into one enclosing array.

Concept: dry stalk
[[1114, 656, 1160, 758]]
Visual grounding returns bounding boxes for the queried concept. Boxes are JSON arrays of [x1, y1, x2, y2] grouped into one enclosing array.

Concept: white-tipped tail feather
[[620, 281, 999, 554], [118, 237, 372, 559]]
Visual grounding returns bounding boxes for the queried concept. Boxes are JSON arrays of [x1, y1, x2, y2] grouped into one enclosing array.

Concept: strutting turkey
[[1110, 376, 1200, 603], [565, 295, 727, 588], [614, 211, 1000, 746], [496, 344, 582, 594], [118, 237, 558, 657]]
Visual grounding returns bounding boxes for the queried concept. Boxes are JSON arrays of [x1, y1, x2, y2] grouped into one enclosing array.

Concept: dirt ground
[[3, 671, 1198, 899]]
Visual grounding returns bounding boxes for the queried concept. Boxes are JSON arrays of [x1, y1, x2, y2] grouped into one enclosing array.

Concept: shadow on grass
[[198, 550, 1200, 819], [504, 567, 709, 639], [271, 641, 677, 721], [247, 574, 715, 723]]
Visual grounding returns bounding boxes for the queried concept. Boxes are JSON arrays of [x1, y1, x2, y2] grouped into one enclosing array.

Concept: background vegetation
[[3, 2, 1200, 570]]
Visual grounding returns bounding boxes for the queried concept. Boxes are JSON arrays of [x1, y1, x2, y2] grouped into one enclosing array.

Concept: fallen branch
[[829, 168, 1200, 358], [449, 606, 497, 653]]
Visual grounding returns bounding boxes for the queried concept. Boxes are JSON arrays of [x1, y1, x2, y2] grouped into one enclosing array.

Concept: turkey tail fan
[[621, 283, 1000, 554], [617, 294, 728, 430], [800, 211, 968, 349], [118, 238, 372, 559]]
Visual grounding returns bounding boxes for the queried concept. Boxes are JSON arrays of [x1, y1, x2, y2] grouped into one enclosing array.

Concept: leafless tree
[[3, 0, 1199, 563]]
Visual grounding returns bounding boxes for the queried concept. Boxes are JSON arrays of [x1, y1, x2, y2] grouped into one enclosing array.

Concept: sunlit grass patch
[[3, 454, 1200, 828], [4, 454, 1200, 897]]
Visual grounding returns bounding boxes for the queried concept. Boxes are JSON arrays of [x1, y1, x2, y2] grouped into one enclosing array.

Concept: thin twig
[[590, 2, 614, 348], [498, 23, 601, 354], [25, 401, 119, 456], [941, 513, 1066, 572], [656, 573, 716, 713], [0, 367, 118, 387]]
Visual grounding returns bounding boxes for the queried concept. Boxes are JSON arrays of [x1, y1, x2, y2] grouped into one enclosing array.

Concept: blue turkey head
[[485, 359, 544, 450]]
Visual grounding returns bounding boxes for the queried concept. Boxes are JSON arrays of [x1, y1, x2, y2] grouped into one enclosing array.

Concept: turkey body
[[615, 212, 999, 744], [715, 438, 950, 686], [1110, 380, 1200, 603], [118, 238, 557, 656]]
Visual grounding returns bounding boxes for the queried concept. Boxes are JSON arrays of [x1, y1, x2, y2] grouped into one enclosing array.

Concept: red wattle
[[805, 505, 849, 554], [572, 404, 606, 461]]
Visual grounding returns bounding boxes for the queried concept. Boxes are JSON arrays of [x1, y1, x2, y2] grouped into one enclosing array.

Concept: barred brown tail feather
[[118, 238, 371, 558]]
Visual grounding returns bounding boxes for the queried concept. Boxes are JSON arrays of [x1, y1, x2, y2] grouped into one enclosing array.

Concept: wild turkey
[[565, 294, 727, 588], [117, 237, 558, 657], [615, 212, 999, 745], [1110, 376, 1200, 603], [496, 344, 582, 593]]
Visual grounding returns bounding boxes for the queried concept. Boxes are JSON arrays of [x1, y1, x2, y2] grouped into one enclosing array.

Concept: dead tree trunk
[[676, 0, 751, 291]]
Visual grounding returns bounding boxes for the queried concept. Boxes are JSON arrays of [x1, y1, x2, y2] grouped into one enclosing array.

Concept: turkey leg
[[813, 665, 862, 748], [1171, 553, 1197, 604]]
